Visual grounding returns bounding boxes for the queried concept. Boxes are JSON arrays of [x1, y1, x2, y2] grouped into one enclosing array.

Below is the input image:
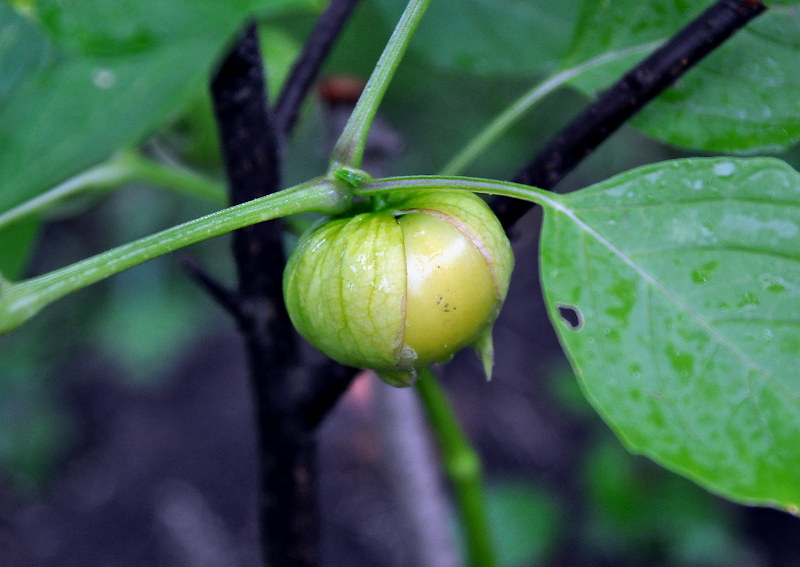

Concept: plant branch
[[180, 255, 242, 317], [212, 23, 286, 295], [415, 368, 497, 567], [438, 41, 662, 177], [0, 149, 225, 231], [211, 21, 314, 567], [209, 7, 362, 563], [0, 178, 343, 335], [329, 0, 431, 169], [492, 0, 767, 228], [274, 0, 362, 135]]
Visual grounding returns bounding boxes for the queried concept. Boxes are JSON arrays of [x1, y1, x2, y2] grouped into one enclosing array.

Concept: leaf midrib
[[544, 195, 775, 382]]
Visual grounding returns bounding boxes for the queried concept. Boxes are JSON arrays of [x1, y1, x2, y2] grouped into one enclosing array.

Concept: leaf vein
[[552, 203, 775, 381]]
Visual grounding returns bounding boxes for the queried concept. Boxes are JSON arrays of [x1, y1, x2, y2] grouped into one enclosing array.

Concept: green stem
[[329, 0, 431, 169], [356, 174, 562, 209], [0, 149, 225, 231], [439, 41, 663, 176], [0, 177, 351, 334], [415, 368, 497, 567], [125, 150, 226, 203]]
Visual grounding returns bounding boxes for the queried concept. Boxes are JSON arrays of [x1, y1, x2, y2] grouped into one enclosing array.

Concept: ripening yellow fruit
[[282, 190, 513, 387]]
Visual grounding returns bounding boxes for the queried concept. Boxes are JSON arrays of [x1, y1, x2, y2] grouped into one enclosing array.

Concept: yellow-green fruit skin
[[283, 190, 514, 386], [399, 211, 497, 365]]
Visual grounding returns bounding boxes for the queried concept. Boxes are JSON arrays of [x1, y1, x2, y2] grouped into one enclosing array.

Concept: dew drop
[[713, 161, 736, 178], [92, 68, 116, 89]]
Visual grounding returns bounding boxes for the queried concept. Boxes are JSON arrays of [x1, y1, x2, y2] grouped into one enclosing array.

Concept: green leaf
[[0, 43, 214, 212], [582, 438, 748, 566], [633, 7, 800, 153], [0, 0, 312, 213], [0, 3, 55, 96], [377, 0, 582, 77], [34, 0, 316, 55], [539, 157, 800, 511], [260, 22, 304, 100], [562, 0, 800, 153], [485, 480, 560, 567], [0, 218, 38, 280], [562, 0, 705, 87]]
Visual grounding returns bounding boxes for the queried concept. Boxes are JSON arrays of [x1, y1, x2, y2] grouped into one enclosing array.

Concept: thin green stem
[[439, 41, 663, 176], [126, 150, 226, 203], [0, 150, 225, 231], [329, 0, 431, 169], [356, 174, 562, 209], [415, 368, 497, 567], [0, 177, 351, 334]]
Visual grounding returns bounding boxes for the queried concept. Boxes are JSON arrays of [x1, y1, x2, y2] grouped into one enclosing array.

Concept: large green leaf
[[0, 0, 314, 213], [561, 0, 706, 91], [34, 0, 307, 55], [0, 3, 54, 96], [539, 157, 800, 510], [563, 0, 800, 153], [377, 0, 582, 77], [633, 7, 800, 153]]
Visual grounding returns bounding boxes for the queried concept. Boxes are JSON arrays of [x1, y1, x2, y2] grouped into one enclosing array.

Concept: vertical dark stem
[[492, 0, 767, 228], [211, 23, 316, 567], [209, 0, 361, 562]]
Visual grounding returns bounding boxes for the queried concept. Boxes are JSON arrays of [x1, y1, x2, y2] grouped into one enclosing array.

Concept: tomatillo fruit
[[283, 190, 514, 387]]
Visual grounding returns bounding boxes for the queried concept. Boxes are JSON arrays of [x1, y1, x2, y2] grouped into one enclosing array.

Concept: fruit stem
[[415, 367, 498, 567]]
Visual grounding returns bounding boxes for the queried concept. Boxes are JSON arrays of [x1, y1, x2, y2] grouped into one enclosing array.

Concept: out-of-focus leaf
[[91, 266, 209, 386], [0, 44, 214, 212], [261, 22, 304, 101], [486, 480, 560, 567], [0, 330, 74, 488], [562, 0, 800, 153], [376, 0, 582, 77], [0, 0, 315, 213], [384, 59, 587, 178], [540, 157, 800, 511], [633, 7, 800, 153], [583, 439, 748, 566], [0, 218, 39, 279], [561, 0, 706, 91], [0, 3, 55, 97], [34, 0, 317, 56]]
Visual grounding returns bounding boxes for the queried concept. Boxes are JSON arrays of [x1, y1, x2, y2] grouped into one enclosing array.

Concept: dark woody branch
[[492, 0, 767, 229], [275, 0, 363, 135], [206, 2, 362, 564]]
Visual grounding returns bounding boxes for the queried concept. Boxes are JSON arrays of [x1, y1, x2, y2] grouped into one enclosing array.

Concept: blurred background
[[2, 0, 800, 565]]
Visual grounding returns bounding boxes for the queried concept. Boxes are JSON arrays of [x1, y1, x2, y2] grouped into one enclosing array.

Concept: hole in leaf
[[557, 304, 583, 330]]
